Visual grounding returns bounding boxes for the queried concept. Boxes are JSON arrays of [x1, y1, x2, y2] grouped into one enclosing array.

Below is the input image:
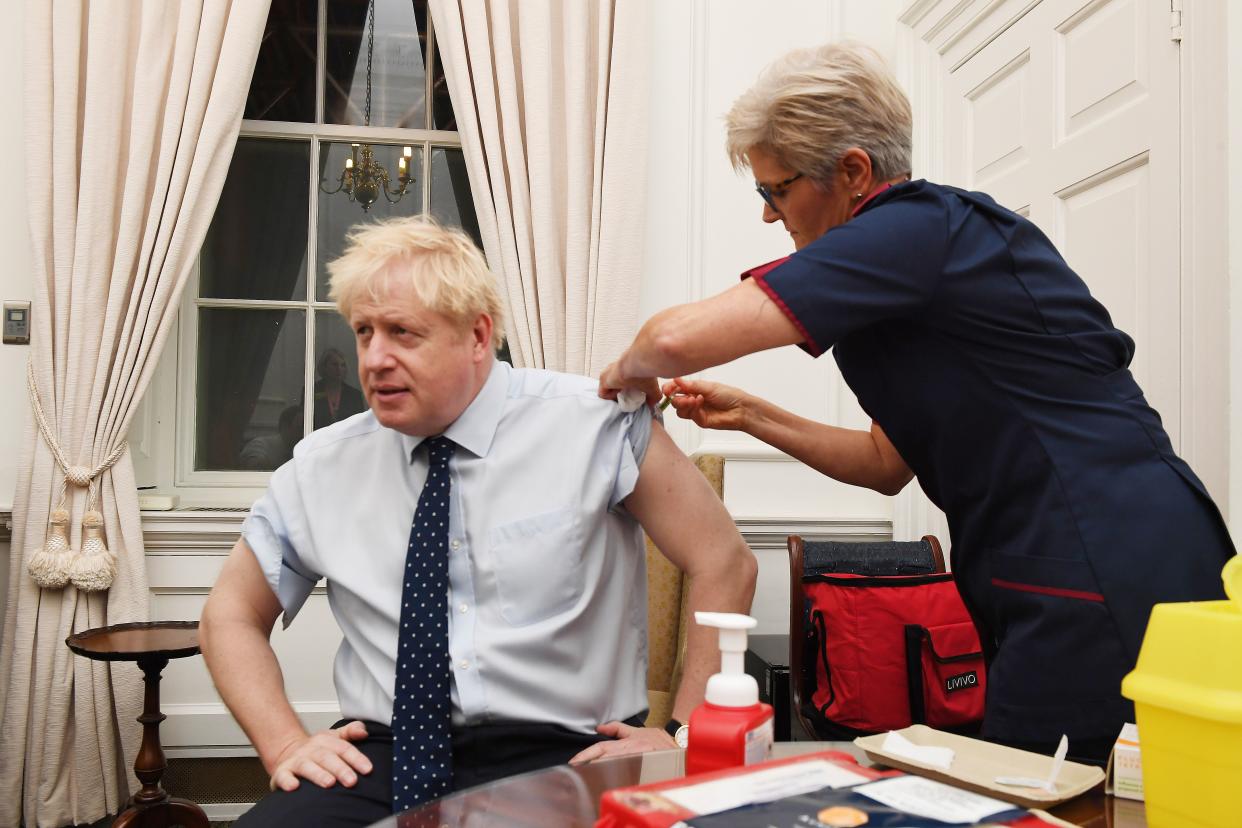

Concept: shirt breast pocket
[[487, 506, 584, 626]]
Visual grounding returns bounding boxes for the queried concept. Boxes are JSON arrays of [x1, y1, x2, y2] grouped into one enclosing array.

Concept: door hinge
[[1170, 0, 1183, 43]]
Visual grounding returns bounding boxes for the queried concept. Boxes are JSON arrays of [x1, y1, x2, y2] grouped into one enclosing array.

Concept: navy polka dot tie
[[392, 436, 455, 812]]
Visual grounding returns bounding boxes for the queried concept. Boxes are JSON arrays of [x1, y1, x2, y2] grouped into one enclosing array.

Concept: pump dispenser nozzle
[[686, 612, 774, 775], [695, 612, 759, 707]]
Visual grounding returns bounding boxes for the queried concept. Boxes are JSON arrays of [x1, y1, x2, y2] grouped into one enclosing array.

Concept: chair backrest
[[644, 454, 725, 728], [787, 534, 947, 739]]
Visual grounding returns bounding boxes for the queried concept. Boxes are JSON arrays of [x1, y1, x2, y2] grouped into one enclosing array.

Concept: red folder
[[596, 750, 1059, 828], [597, 751, 891, 828]]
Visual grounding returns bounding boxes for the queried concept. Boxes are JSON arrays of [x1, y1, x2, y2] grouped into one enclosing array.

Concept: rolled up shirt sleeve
[[241, 461, 320, 628], [609, 403, 657, 511]]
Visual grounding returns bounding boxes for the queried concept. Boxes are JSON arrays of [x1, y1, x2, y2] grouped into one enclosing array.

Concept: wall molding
[[692, 440, 796, 462], [136, 510, 897, 541], [3, 510, 896, 553], [140, 509, 247, 553], [0, 509, 246, 549], [0, 509, 902, 554], [163, 701, 340, 753], [735, 517, 892, 550]]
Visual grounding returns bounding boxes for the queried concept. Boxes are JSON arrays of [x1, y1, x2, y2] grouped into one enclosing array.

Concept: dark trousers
[[235, 715, 643, 827]]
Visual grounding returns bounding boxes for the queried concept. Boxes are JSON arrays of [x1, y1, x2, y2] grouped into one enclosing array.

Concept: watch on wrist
[[664, 718, 690, 748]]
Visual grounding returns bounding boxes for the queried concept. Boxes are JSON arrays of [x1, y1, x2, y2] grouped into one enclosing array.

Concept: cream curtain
[[0, 1, 269, 825], [429, 0, 650, 375]]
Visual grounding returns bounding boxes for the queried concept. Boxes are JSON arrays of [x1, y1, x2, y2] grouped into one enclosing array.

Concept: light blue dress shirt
[[242, 360, 653, 733]]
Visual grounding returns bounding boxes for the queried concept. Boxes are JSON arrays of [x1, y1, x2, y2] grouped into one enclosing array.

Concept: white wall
[[0, 0, 30, 512], [1230, 1, 1242, 539], [0, 0, 29, 636]]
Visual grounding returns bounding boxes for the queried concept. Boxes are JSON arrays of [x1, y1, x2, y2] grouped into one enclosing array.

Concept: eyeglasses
[[755, 173, 803, 210]]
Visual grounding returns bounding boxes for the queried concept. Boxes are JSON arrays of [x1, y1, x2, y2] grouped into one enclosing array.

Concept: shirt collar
[[399, 359, 509, 461]]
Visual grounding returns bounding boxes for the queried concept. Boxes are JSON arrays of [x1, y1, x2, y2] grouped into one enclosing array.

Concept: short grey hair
[[327, 216, 505, 350], [725, 41, 912, 184]]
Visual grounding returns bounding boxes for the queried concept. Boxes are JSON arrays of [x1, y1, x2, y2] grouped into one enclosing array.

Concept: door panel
[[944, 0, 1181, 444]]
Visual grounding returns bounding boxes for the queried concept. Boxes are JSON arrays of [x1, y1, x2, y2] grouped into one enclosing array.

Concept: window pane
[[196, 308, 306, 471], [201, 138, 310, 301], [429, 32, 455, 130], [326, 0, 428, 128], [317, 141, 424, 300], [245, 0, 318, 122], [313, 311, 367, 431], [430, 147, 481, 249]]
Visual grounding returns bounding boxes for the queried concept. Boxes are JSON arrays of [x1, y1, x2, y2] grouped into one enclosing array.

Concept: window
[[168, 0, 479, 491]]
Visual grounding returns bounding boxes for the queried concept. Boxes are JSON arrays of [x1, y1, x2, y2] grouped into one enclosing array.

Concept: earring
[[854, 193, 864, 200]]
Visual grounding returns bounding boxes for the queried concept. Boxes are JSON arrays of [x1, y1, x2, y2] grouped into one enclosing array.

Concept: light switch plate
[[3, 301, 31, 345]]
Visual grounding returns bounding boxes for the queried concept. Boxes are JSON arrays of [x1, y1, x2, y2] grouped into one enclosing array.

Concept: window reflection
[[317, 142, 424, 300], [239, 404, 304, 471], [430, 34, 455, 130], [430, 147, 481, 249], [245, 0, 317, 122], [202, 139, 310, 302], [196, 309, 306, 471], [326, 0, 429, 128], [314, 312, 366, 430]]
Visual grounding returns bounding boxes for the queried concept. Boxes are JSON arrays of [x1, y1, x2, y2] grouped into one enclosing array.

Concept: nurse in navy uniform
[[599, 40, 1234, 763]]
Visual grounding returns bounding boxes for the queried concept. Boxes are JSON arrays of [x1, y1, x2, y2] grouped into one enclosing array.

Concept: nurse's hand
[[660, 377, 750, 431], [598, 360, 662, 407]]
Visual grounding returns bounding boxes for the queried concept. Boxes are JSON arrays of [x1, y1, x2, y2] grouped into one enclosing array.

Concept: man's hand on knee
[[269, 720, 374, 791], [567, 721, 676, 765]]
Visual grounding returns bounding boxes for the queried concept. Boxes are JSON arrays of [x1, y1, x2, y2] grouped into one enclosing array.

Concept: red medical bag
[[792, 539, 986, 738]]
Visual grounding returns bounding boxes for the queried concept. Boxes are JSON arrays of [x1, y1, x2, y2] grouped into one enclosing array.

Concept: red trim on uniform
[[990, 578, 1105, 603], [739, 255, 792, 282], [750, 272, 822, 358], [851, 181, 895, 217]]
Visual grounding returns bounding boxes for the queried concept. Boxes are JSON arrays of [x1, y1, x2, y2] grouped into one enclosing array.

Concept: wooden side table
[[67, 621, 209, 828]]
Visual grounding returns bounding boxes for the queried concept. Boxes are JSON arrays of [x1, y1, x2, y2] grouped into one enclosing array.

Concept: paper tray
[[855, 725, 1105, 809]]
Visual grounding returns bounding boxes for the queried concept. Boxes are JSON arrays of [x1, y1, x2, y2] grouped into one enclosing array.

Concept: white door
[[942, 0, 1183, 445]]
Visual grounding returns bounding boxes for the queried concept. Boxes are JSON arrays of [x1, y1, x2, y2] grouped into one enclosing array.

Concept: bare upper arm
[[202, 538, 283, 638], [870, 421, 915, 494], [623, 421, 750, 577]]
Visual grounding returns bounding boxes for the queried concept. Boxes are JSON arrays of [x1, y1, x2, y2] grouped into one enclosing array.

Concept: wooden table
[[66, 621, 209, 828], [371, 742, 1147, 827]]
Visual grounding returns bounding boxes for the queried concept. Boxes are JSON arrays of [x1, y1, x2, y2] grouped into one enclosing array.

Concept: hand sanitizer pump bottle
[[685, 612, 774, 776]]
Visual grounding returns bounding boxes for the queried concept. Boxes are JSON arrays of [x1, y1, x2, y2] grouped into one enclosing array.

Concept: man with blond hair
[[200, 217, 756, 825]]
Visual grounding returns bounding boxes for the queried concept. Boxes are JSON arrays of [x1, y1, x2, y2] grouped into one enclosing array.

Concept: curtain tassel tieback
[[25, 362, 125, 591], [70, 507, 114, 592], [27, 507, 73, 588]]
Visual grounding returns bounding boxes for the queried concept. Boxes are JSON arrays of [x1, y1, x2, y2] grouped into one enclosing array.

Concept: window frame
[[133, 0, 470, 505]]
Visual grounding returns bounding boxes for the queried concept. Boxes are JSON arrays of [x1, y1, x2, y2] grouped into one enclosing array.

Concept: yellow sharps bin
[[1120, 556, 1242, 828]]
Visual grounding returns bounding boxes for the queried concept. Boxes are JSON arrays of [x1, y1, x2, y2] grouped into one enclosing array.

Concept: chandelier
[[321, 0, 413, 211]]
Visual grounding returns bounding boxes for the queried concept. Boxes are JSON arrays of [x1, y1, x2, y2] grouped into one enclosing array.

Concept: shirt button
[[450, 539, 461, 550], [458, 660, 470, 670], [458, 603, 469, 614]]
